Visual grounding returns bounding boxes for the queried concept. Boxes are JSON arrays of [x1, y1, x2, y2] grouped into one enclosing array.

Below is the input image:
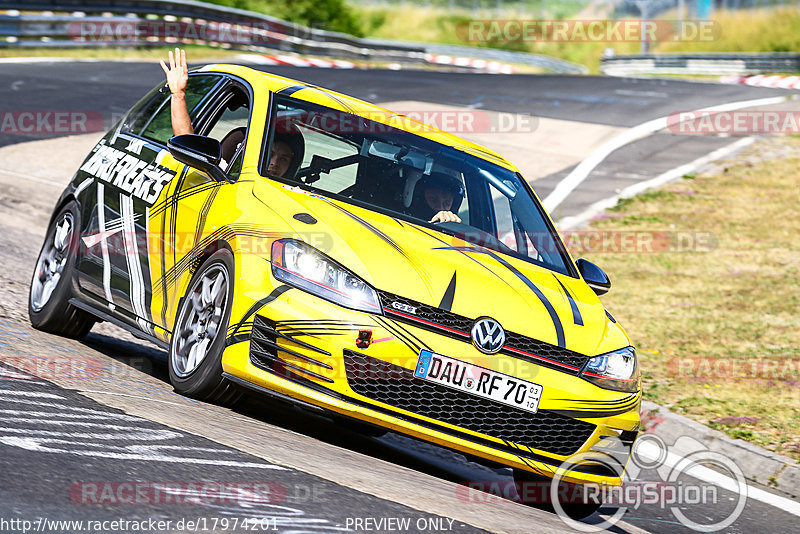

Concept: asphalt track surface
[[0, 60, 798, 533]]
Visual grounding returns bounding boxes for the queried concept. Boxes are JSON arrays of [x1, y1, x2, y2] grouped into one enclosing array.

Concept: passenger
[[160, 48, 301, 178], [408, 172, 464, 224]]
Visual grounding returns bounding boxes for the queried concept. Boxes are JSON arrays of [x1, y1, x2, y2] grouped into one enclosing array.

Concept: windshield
[[262, 95, 573, 276]]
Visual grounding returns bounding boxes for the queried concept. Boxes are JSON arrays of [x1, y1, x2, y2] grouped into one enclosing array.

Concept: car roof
[[199, 63, 518, 173]]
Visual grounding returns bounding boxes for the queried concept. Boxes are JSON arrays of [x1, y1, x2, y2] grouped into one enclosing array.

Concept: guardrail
[[0, 0, 426, 61], [601, 53, 800, 76], [0, 0, 588, 74]]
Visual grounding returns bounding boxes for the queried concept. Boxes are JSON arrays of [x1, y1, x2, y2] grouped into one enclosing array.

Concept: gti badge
[[391, 301, 417, 315], [471, 317, 505, 354]]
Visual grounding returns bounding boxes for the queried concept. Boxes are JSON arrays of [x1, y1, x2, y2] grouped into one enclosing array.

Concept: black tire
[[29, 201, 95, 338], [511, 468, 603, 520], [168, 248, 241, 406]]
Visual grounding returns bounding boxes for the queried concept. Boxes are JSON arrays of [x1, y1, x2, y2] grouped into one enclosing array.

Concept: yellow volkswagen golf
[[29, 64, 640, 517]]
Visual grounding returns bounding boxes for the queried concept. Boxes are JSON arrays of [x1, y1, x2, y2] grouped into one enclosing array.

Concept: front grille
[[378, 290, 589, 372], [343, 350, 595, 456]]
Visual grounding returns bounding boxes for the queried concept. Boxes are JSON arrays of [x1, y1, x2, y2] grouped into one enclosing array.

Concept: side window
[[261, 98, 361, 188], [492, 183, 541, 260], [139, 75, 222, 144], [207, 104, 249, 140], [296, 125, 358, 192], [120, 85, 168, 135], [202, 85, 251, 172]]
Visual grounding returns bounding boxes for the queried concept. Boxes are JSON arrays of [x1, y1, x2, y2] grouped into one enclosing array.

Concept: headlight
[[581, 346, 639, 392], [271, 239, 382, 314]]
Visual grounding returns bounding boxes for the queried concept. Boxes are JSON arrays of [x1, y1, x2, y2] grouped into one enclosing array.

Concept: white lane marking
[[557, 137, 756, 230], [614, 89, 668, 98], [0, 168, 63, 187], [0, 410, 142, 420], [0, 390, 64, 398], [76, 389, 190, 407], [0, 388, 287, 470], [0, 436, 285, 469], [0, 366, 36, 380], [542, 95, 787, 212], [637, 440, 800, 517], [0, 425, 182, 440], [96, 183, 114, 305]]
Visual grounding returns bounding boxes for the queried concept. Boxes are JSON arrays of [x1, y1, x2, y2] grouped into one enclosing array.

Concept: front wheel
[[29, 201, 95, 338], [168, 248, 241, 405], [511, 468, 602, 520]]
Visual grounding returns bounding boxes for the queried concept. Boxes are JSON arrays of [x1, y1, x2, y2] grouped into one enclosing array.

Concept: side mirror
[[167, 134, 228, 182], [576, 258, 611, 296]]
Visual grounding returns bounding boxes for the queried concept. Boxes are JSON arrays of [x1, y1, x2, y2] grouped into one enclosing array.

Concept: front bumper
[[221, 288, 640, 486]]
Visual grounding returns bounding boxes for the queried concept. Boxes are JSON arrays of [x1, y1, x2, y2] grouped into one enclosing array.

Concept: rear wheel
[[168, 249, 241, 405], [29, 201, 95, 338]]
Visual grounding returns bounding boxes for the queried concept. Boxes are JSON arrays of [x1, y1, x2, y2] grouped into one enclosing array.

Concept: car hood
[[253, 181, 626, 356]]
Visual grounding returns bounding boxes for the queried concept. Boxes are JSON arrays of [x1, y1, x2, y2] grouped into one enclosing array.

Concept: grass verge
[[573, 135, 800, 460], [357, 5, 800, 73]]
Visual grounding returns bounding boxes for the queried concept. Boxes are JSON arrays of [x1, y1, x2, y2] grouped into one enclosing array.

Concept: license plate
[[413, 350, 543, 414]]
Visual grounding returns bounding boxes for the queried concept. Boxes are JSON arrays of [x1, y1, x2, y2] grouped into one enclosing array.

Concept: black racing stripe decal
[[153, 227, 284, 296], [386, 318, 431, 352], [485, 250, 565, 348], [276, 319, 374, 330], [321, 91, 358, 116], [323, 201, 434, 292], [277, 84, 308, 97], [227, 285, 292, 341], [161, 166, 189, 330], [193, 182, 221, 246], [407, 223, 515, 290], [226, 333, 251, 347], [153, 226, 236, 294], [550, 408, 636, 418], [552, 393, 640, 407], [150, 182, 217, 217], [326, 201, 404, 255], [434, 246, 566, 348], [374, 316, 420, 354], [438, 272, 457, 311], [553, 275, 583, 326]]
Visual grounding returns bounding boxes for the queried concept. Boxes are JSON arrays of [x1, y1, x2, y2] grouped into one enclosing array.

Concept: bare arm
[[159, 48, 193, 136], [430, 211, 462, 223]]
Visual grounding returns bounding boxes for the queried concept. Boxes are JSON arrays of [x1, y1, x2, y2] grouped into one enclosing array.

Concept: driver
[[267, 132, 304, 179], [408, 172, 464, 224]]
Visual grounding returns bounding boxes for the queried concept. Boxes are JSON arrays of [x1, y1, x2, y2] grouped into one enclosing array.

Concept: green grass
[[577, 136, 800, 459], [354, 5, 800, 73]]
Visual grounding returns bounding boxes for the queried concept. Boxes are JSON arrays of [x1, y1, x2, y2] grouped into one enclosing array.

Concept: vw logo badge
[[471, 317, 505, 354]]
